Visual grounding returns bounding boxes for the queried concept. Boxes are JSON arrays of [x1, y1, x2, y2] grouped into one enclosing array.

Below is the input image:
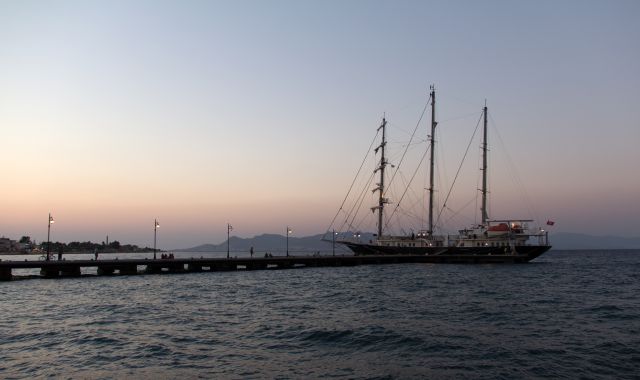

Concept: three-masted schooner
[[332, 86, 551, 263]]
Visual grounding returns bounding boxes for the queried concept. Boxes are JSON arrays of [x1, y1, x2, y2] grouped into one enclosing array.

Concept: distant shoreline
[[0, 250, 159, 256], [549, 248, 640, 252]]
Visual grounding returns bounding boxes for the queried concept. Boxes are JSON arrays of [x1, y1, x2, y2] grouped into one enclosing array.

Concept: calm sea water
[[1, 250, 639, 379]]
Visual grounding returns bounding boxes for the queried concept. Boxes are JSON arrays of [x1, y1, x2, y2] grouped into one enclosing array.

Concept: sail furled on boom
[[372, 117, 388, 238], [480, 104, 489, 224]]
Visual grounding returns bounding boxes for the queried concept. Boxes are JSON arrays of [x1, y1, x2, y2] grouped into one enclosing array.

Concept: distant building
[[19, 242, 32, 253], [0, 237, 14, 252], [0, 237, 32, 253]]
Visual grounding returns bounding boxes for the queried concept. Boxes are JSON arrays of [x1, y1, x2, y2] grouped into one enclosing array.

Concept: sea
[[1, 249, 639, 379]]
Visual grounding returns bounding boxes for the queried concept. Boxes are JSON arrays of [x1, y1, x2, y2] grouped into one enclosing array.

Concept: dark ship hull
[[341, 241, 551, 263]]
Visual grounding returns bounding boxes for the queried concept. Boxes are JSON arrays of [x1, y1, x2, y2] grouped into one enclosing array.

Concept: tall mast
[[428, 86, 437, 237], [373, 117, 388, 238], [481, 102, 489, 224]]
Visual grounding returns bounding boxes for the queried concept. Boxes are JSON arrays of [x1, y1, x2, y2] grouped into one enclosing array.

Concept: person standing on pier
[[58, 246, 63, 261], [250, 246, 254, 258]]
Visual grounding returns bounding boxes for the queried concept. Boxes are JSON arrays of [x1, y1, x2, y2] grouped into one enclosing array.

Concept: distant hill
[[549, 233, 640, 250], [178, 233, 366, 254], [178, 232, 640, 253]]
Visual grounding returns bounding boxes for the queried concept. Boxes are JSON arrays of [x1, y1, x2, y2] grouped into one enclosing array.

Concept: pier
[[0, 253, 533, 281]]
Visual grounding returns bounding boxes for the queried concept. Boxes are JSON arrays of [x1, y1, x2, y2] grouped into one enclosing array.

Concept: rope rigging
[[343, 171, 376, 232], [435, 111, 484, 229], [488, 113, 540, 223], [383, 94, 432, 199], [384, 144, 431, 233], [325, 129, 380, 235]]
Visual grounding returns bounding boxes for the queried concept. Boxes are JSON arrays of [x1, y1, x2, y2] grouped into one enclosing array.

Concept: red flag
[[546, 220, 555, 226]]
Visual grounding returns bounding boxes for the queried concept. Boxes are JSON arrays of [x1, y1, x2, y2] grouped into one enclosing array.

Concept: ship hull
[[341, 242, 551, 263]]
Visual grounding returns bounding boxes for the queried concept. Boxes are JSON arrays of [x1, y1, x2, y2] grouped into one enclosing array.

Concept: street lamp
[[227, 223, 233, 259], [46, 213, 54, 261], [286, 226, 292, 257], [154, 219, 160, 259]]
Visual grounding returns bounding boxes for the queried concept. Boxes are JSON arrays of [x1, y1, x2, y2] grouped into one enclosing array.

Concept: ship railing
[[375, 235, 446, 247], [446, 231, 549, 247]]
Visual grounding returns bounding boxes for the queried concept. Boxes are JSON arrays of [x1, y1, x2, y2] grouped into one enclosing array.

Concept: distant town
[[0, 236, 154, 254]]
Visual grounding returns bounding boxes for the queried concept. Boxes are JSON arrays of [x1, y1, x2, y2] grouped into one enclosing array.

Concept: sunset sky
[[1, 1, 638, 249]]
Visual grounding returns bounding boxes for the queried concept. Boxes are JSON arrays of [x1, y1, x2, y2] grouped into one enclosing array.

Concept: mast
[[481, 102, 489, 224], [373, 117, 388, 238], [428, 86, 437, 237]]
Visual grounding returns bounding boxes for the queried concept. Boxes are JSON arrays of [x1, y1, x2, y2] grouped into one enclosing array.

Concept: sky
[[1, 0, 639, 249]]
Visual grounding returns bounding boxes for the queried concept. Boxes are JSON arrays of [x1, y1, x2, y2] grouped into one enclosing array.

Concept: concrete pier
[[0, 253, 533, 281]]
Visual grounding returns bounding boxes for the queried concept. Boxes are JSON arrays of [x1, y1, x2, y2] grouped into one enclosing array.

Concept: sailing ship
[[331, 86, 551, 263]]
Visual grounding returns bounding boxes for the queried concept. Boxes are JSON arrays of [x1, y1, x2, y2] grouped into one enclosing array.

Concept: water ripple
[[1, 250, 640, 378]]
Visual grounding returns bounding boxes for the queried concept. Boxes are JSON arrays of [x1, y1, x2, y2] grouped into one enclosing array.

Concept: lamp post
[[153, 219, 159, 259], [46, 213, 54, 261], [227, 223, 233, 259], [286, 226, 292, 257]]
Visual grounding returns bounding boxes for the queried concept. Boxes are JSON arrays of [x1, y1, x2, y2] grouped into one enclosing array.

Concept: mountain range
[[177, 232, 640, 252], [545, 233, 640, 250], [177, 233, 356, 255]]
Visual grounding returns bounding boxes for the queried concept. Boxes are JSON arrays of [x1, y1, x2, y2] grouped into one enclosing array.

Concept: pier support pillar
[[97, 266, 115, 276], [145, 265, 162, 274], [187, 264, 202, 272], [0, 267, 12, 281], [119, 265, 138, 275], [212, 263, 234, 271], [168, 264, 185, 273], [40, 267, 60, 278], [246, 262, 267, 270], [60, 266, 81, 277]]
